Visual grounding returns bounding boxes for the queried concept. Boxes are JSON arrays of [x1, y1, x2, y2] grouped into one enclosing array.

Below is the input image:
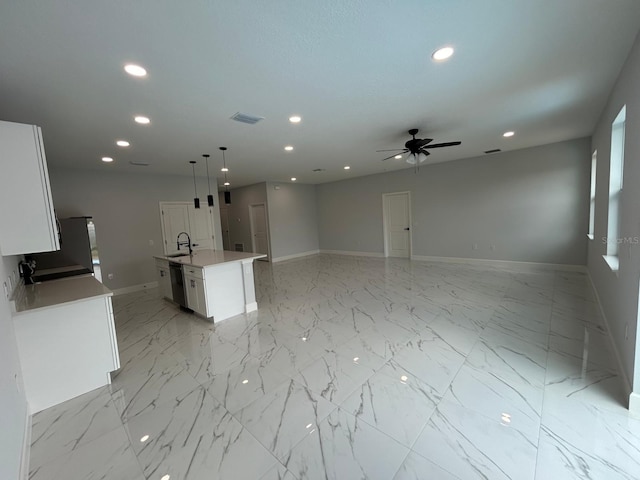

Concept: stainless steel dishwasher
[[169, 262, 189, 310]]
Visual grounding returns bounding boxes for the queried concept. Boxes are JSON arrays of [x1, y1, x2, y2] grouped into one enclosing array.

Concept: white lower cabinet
[[185, 270, 207, 317], [155, 259, 172, 300]]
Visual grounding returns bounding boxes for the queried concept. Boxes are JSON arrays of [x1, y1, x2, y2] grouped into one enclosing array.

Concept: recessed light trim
[[394, 154, 403, 159], [221, 167, 229, 172], [284, 145, 294, 151], [289, 115, 302, 123], [140, 435, 149, 443], [224, 181, 230, 186], [432, 46, 454, 61], [124, 64, 147, 77], [291, 177, 297, 182], [503, 131, 515, 137], [116, 140, 130, 147], [101, 157, 113, 163], [344, 166, 350, 170], [134, 116, 150, 124]]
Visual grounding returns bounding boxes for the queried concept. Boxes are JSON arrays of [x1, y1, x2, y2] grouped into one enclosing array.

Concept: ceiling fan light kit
[[377, 128, 461, 171]]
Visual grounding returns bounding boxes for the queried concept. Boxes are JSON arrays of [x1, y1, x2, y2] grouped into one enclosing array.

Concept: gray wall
[[0, 252, 26, 480], [588, 30, 640, 401], [49, 168, 223, 290], [220, 183, 268, 255], [317, 138, 591, 265], [266, 182, 319, 260]]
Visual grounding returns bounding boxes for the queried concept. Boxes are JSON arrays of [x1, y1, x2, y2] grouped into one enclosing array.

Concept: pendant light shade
[[220, 147, 231, 204], [203, 154, 214, 206], [190, 160, 200, 209]]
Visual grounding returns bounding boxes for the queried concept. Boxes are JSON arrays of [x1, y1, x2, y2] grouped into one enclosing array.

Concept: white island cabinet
[[156, 250, 265, 322], [10, 276, 119, 413], [0, 120, 60, 255]]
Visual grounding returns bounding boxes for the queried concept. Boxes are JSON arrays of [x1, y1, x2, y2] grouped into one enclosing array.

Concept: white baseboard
[[245, 302, 258, 313], [586, 270, 634, 408], [319, 249, 385, 258], [271, 250, 320, 263], [112, 281, 158, 296], [630, 392, 640, 416], [19, 406, 31, 480], [411, 255, 587, 272]]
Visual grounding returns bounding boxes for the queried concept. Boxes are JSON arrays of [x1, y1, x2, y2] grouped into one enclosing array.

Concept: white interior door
[[160, 203, 190, 254], [249, 203, 270, 261], [383, 192, 411, 258], [187, 205, 215, 251], [220, 207, 231, 251]]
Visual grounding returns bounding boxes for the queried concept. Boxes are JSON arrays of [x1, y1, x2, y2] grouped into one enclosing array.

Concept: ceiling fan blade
[[416, 138, 433, 147], [423, 141, 462, 149], [376, 148, 406, 152], [418, 149, 431, 156], [381, 150, 408, 161]]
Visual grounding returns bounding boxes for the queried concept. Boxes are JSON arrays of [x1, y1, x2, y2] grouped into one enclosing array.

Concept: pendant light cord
[[191, 163, 197, 196]]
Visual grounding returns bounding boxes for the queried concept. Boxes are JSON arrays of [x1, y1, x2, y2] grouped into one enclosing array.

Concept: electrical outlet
[[3, 282, 8, 300], [108, 273, 114, 280], [149, 239, 154, 246], [625, 323, 629, 340], [472, 243, 478, 250]]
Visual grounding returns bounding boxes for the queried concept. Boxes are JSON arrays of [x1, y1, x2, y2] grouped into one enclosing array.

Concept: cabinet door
[[185, 275, 207, 317], [0, 121, 60, 255], [156, 267, 172, 300]]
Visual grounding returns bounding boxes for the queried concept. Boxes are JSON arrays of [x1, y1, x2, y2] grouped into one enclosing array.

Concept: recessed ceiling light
[[160, 475, 170, 480], [291, 177, 297, 182], [284, 145, 294, 151], [116, 140, 130, 147], [224, 181, 230, 186], [289, 115, 302, 123], [394, 154, 403, 159], [134, 116, 150, 124], [503, 131, 515, 137], [432, 46, 454, 61], [221, 167, 229, 172], [140, 435, 149, 443], [344, 166, 350, 170], [242, 379, 249, 384], [101, 157, 113, 163], [400, 375, 408, 382], [124, 64, 147, 77]]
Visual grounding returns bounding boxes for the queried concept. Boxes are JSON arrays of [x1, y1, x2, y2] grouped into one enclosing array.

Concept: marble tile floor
[[28, 255, 640, 480]]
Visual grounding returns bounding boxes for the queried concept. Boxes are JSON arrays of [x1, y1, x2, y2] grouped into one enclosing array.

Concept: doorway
[[382, 191, 412, 258], [219, 206, 231, 251], [249, 203, 271, 261]]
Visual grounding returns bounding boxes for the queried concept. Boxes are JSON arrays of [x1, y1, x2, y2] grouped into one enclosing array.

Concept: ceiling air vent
[[129, 161, 150, 166], [230, 112, 264, 125], [312, 168, 326, 172], [484, 149, 501, 154]]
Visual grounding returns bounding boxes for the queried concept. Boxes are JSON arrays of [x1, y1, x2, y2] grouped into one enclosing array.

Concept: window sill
[[602, 255, 619, 274], [587, 234, 594, 241]]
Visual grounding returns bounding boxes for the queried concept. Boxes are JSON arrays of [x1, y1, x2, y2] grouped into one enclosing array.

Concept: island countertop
[[154, 249, 266, 268], [11, 275, 112, 315]]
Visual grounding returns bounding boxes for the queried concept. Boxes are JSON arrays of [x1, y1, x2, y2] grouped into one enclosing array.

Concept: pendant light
[[203, 154, 214, 206], [220, 147, 231, 204], [190, 160, 200, 208]]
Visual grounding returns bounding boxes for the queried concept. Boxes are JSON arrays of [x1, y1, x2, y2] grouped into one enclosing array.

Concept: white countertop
[[11, 275, 112, 315], [154, 249, 266, 268]]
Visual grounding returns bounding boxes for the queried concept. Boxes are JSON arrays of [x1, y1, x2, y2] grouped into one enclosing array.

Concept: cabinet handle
[[190, 279, 196, 288], [160, 271, 165, 277]]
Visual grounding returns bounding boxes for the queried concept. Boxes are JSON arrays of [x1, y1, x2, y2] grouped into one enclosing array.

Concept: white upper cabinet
[[0, 120, 60, 255]]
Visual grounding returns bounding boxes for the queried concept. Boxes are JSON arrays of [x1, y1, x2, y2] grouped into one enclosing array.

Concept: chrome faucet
[[176, 231, 193, 256]]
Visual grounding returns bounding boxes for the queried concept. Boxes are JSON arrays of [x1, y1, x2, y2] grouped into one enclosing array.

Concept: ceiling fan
[[377, 128, 461, 165]]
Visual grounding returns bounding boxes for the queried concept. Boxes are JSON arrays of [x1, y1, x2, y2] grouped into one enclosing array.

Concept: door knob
[[404, 227, 410, 231]]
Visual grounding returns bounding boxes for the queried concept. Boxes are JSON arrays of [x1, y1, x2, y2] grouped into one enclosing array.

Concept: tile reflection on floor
[[28, 255, 640, 479]]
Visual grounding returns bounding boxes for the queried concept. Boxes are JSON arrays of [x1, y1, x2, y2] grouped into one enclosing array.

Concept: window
[[588, 151, 597, 239], [605, 105, 626, 266]]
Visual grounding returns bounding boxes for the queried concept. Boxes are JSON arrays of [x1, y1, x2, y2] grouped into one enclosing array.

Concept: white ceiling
[[1, 1, 640, 187]]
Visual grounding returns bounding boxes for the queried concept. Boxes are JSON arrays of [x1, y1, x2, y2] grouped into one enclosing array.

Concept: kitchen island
[[154, 249, 266, 322], [10, 275, 119, 413]]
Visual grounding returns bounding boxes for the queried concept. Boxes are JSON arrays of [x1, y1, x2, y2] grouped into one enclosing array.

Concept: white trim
[[586, 270, 633, 408], [602, 254, 620, 274], [271, 250, 320, 263], [319, 250, 385, 258], [410, 255, 587, 272], [587, 234, 595, 241], [382, 191, 412, 258], [630, 392, 640, 416], [112, 281, 158, 296], [248, 203, 271, 261], [19, 406, 31, 480], [245, 301, 258, 313]]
